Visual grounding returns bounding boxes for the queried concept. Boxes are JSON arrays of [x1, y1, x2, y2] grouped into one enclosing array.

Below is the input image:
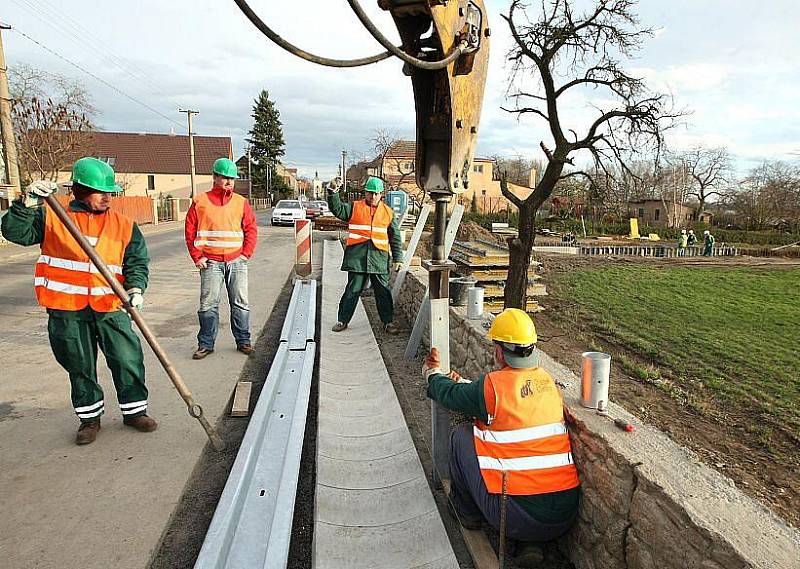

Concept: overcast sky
[[3, 0, 799, 179]]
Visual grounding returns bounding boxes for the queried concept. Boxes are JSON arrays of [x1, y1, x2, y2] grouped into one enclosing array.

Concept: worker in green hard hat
[[326, 175, 403, 334], [1, 157, 156, 445], [185, 157, 258, 360]]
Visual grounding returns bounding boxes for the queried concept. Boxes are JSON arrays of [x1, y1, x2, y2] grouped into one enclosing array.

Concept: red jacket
[[185, 186, 258, 263]]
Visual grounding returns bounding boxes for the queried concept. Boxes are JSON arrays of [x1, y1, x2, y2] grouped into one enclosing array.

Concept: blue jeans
[[197, 258, 251, 349]]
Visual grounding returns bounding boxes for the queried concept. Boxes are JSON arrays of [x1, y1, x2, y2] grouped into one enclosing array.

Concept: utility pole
[[246, 145, 252, 203], [179, 109, 198, 198], [0, 25, 21, 205]]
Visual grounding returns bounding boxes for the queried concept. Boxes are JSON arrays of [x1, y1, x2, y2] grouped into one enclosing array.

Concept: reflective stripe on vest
[[346, 200, 393, 252], [193, 192, 246, 256], [474, 367, 580, 496], [35, 204, 132, 312]]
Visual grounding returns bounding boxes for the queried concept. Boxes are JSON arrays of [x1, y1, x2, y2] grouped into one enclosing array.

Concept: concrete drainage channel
[[194, 279, 317, 568]]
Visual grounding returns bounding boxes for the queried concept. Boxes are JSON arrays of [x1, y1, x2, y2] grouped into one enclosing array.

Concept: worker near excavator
[[422, 309, 580, 564], [0, 157, 157, 445], [185, 158, 258, 360], [326, 175, 403, 334]]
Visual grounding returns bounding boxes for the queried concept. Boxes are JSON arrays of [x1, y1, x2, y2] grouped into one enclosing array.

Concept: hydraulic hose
[[232, 0, 392, 67], [346, 0, 465, 70]]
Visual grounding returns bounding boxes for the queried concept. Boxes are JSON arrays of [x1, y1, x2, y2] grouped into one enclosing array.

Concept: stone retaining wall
[[396, 267, 800, 569]]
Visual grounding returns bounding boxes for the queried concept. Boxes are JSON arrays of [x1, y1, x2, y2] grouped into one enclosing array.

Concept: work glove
[[392, 261, 403, 272], [195, 257, 209, 269], [423, 347, 443, 380], [22, 180, 58, 208], [126, 288, 144, 312], [326, 177, 342, 194]]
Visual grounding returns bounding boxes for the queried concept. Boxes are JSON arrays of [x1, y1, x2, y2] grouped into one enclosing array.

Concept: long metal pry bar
[[380, 0, 491, 485]]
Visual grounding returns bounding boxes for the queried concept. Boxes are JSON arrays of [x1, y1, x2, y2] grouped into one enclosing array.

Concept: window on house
[[402, 161, 414, 171], [473, 164, 484, 173], [655, 208, 660, 221], [147, 175, 155, 192], [638, 208, 644, 218], [481, 189, 487, 196]]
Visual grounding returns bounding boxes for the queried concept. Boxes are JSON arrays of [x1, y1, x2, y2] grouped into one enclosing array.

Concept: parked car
[[305, 200, 331, 219], [272, 200, 306, 226]]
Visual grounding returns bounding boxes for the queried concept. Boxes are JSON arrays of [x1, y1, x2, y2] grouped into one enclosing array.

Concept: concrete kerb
[[314, 240, 459, 569]]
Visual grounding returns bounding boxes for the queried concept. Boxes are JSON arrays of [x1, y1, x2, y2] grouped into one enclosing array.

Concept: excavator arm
[[379, 0, 490, 195]]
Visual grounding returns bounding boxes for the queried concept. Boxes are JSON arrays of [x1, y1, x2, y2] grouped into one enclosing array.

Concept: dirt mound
[[457, 220, 506, 244]]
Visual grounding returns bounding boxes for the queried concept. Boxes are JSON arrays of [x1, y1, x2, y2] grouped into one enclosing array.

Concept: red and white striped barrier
[[294, 219, 312, 278]]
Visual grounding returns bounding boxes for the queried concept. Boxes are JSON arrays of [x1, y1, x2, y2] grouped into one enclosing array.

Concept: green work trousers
[[47, 310, 149, 423], [338, 272, 394, 325]]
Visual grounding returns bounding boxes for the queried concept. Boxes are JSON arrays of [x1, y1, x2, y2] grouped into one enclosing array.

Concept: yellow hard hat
[[487, 308, 537, 346]]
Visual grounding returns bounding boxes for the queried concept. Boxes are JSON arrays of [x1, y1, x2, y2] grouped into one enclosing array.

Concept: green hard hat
[[212, 157, 239, 179], [71, 157, 122, 193], [365, 176, 384, 193]]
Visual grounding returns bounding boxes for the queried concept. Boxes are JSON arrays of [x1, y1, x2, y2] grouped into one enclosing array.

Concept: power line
[[9, 25, 183, 128], [9, 0, 184, 108]]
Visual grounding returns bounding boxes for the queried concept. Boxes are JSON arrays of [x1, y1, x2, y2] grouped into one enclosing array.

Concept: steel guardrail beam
[[195, 279, 317, 569]]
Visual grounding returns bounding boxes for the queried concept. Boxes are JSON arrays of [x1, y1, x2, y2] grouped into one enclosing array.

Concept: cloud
[[5, 0, 799, 180]]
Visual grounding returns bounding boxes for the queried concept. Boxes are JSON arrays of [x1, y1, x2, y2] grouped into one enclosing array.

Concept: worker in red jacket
[[184, 158, 258, 359]]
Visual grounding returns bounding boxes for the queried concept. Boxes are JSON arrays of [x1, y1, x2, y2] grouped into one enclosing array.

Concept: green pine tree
[[470, 191, 478, 213], [245, 90, 286, 197]]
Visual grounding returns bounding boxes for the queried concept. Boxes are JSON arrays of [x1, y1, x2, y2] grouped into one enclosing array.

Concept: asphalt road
[[0, 208, 300, 569]]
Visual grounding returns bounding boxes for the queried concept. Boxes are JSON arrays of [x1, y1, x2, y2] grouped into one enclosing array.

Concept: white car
[[272, 200, 306, 226]]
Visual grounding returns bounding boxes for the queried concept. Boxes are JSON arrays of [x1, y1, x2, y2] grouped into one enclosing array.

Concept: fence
[[249, 198, 271, 210], [577, 245, 738, 257], [55, 195, 155, 225]]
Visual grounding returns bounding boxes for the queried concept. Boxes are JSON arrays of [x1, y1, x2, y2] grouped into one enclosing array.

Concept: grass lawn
[[550, 265, 800, 438]]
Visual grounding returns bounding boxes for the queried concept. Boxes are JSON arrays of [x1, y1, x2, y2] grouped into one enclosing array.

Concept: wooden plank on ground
[[230, 381, 252, 417], [442, 480, 498, 569]]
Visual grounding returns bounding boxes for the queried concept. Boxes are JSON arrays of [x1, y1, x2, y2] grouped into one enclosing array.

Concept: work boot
[[447, 500, 483, 530], [237, 344, 254, 355], [384, 322, 400, 335], [192, 346, 214, 360], [332, 322, 348, 332], [123, 415, 158, 433], [76, 421, 101, 445], [514, 542, 545, 568]]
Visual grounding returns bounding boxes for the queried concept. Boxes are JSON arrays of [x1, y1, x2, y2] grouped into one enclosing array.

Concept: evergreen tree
[[245, 90, 285, 197], [470, 191, 478, 213]]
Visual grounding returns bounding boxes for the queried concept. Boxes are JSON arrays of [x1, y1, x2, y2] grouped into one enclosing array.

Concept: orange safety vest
[[35, 204, 133, 312], [346, 200, 394, 252], [193, 191, 246, 256], [474, 366, 580, 495]]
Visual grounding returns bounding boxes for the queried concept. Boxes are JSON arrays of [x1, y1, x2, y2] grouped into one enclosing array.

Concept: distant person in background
[[678, 229, 688, 257], [702, 230, 715, 256], [687, 229, 698, 249]]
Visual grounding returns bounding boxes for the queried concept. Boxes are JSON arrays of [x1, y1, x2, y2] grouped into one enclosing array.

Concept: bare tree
[[679, 145, 731, 218], [499, 0, 683, 308], [733, 161, 800, 231], [9, 64, 96, 183], [492, 154, 542, 188], [370, 128, 419, 200]]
